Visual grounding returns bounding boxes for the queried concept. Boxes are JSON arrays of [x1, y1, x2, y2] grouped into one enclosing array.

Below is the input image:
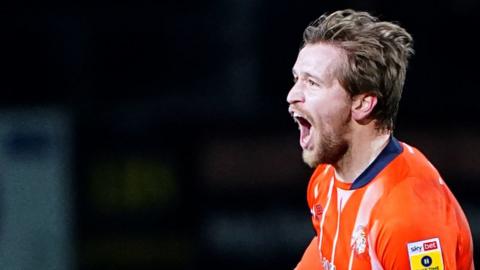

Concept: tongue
[[299, 124, 311, 149]]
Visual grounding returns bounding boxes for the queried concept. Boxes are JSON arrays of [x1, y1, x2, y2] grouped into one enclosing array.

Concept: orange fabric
[[296, 141, 474, 270], [295, 237, 321, 270]]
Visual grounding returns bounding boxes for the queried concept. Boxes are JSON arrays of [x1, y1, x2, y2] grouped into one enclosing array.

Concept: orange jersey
[[295, 137, 474, 270]]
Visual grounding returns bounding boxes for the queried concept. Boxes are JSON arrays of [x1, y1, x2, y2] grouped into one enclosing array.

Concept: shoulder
[[379, 140, 450, 214], [377, 140, 445, 200], [372, 173, 467, 267], [395, 141, 441, 180], [375, 175, 449, 225], [364, 139, 473, 269], [372, 176, 472, 269]]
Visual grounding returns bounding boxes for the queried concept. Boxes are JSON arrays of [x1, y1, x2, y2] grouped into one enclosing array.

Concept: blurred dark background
[[0, 1, 478, 269]]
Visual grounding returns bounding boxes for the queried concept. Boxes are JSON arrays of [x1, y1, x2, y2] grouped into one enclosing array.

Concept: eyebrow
[[292, 69, 323, 83]]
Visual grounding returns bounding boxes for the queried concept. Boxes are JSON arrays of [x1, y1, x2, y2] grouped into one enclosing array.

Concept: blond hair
[[303, 9, 414, 131]]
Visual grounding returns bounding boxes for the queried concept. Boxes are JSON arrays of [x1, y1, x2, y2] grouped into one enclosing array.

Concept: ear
[[351, 93, 377, 123]]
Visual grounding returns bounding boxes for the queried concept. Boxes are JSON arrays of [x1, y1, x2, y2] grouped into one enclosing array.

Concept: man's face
[[287, 43, 352, 167]]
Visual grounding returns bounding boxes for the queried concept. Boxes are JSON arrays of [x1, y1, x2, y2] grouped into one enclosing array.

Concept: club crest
[[352, 225, 367, 254]]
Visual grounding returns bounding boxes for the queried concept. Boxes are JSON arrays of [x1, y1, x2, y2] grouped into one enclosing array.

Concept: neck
[[334, 129, 391, 183]]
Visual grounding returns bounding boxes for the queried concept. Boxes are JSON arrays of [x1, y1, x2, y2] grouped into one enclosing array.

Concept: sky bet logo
[[409, 240, 439, 254], [423, 241, 438, 251], [408, 238, 444, 270], [410, 245, 423, 253]]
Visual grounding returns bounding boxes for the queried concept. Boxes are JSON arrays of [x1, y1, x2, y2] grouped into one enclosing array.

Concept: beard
[[302, 116, 350, 168]]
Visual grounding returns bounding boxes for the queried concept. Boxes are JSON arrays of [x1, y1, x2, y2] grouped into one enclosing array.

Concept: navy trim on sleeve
[[350, 136, 403, 190]]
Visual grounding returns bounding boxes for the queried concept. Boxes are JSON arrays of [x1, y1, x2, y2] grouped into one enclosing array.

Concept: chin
[[302, 149, 321, 168]]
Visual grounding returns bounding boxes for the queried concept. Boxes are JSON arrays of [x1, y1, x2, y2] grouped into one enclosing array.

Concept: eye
[[307, 79, 319, 87], [293, 76, 298, 83]]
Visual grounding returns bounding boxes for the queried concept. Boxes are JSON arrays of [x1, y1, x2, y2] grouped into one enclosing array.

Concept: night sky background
[[1, 0, 479, 269]]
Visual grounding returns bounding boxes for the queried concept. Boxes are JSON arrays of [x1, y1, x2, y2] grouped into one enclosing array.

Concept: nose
[[286, 83, 304, 104]]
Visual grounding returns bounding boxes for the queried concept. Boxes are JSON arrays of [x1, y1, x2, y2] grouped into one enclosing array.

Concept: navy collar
[[350, 136, 403, 190]]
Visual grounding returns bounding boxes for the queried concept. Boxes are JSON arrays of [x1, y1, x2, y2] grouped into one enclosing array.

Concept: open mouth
[[293, 114, 313, 150]]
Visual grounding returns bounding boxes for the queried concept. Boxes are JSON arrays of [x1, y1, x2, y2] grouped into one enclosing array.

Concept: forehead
[[293, 43, 344, 78]]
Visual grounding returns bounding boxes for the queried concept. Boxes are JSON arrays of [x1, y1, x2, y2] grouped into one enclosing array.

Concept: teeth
[[289, 109, 307, 126], [293, 116, 302, 125], [291, 111, 303, 121]]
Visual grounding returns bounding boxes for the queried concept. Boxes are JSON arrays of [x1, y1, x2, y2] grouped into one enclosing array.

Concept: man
[[287, 9, 474, 270]]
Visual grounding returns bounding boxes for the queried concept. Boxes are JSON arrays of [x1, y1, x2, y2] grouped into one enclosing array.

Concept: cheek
[[321, 104, 351, 130], [309, 93, 351, 126]]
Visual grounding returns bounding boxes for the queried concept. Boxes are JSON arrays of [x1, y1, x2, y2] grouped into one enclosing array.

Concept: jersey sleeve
[[375, 218, 434, 269], [374, 177, 474, 270], [295, 236, 321, 270], [295, 168, 323, 270]]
